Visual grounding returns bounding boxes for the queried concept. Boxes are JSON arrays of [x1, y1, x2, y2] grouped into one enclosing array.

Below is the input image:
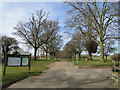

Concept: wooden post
[[20, 57, 23, 66], [29, 53, 31, 73], [113, 60, 116, 72], [119, 61, 120, 70], [3, 53, 7, 75]]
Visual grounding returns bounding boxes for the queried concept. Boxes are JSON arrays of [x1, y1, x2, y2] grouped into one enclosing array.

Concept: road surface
[[8, 60, 117, 88]]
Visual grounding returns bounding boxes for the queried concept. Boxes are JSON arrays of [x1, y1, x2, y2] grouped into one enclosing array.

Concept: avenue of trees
[[64, 2, 119, 62], [1, 2, 119, 62], [14, 9, 62, 60]]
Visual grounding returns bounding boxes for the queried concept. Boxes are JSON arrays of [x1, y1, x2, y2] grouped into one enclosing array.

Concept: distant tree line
[[62, 31, 98, 60]]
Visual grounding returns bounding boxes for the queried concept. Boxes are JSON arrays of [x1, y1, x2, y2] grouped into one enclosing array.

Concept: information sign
[[22, 58, 28, 66], [7, 57, 21, 66], [3, 53, 31, 75]]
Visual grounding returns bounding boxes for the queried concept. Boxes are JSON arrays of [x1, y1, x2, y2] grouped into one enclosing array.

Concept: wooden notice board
[[3, 53, 31, 75]]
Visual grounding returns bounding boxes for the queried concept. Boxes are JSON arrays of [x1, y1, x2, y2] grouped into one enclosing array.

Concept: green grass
[[69, 57, 119, 66], [2, 59, 57, 88]]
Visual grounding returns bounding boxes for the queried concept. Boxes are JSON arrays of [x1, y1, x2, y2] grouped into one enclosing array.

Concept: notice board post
[[29, 53, 31, 73], [3, 53, 7, 75]]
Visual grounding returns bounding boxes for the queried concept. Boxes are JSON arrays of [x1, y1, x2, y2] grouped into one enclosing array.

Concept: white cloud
[[1, 7, 27, 35], [1, 3, 29, 51], [1, 3, 52, 36], [1, 2, 65, 37]]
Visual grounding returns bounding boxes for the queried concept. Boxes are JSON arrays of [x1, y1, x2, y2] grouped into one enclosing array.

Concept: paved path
[[8, 60, 118, 88]]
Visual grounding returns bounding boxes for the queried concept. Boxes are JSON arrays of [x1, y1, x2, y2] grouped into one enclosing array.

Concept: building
[[40, 54, 46, 59]]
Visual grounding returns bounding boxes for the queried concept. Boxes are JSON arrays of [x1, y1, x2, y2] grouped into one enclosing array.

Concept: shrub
[[111, 53, 120, 61]]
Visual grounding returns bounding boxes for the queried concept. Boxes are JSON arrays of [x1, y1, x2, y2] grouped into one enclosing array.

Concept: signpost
[[3, 53, 31, 75], [76, 55, 78, 64]]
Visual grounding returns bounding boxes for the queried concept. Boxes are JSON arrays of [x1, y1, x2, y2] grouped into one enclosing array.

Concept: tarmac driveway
[[8, 60, 118, 88]]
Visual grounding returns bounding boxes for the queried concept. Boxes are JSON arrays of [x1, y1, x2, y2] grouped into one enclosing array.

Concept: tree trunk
[[100, 41, 104, 62], [49, 53, 52, 59], [79, 53, 81, 60], [89, 52, 92, 60], [105, 55, 107, 62], [46, 52, 47, 59], [54, 52, 55, 59], [34, 48, 37, 61], [3, 52, 6, 63], [50, 54, 51, 59]]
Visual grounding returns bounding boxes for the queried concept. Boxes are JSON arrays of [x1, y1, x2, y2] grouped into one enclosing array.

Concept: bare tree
[[71, 32, 85, 60], [41, 19, 60, 59], [65, 2, 119, 62], [48, 35, 62, 59], [63, 31, 85, 60], [14, 9, 49, 60], [62, 46, 73, 59], [104, 39, 116, 61], [63, 40, 78, 60]]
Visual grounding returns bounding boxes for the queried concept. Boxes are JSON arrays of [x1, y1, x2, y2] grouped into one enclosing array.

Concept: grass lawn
[[2, 59, 58, 88], [69, 57, 119, 66]]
